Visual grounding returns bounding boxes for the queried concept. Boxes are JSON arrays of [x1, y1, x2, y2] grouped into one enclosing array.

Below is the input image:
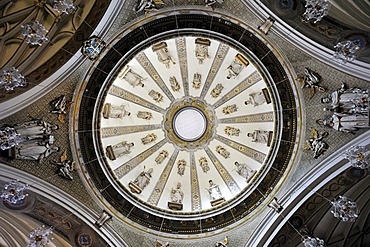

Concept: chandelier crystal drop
[[27, 225, 54, 247], [20, 21, 48, 46], [0, 127, 21, 150], [302, 236, 325, 247], [302, 0, 330, 23], [333, 40, 360, 64], [0, 67, 27, 91], [330, 196, 359, 222], [0, 180, 29, 204], [344, 145, 370, 170], [49, 0, 76, 14]]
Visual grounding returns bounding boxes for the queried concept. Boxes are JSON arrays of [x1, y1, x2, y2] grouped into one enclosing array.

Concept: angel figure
[[199, 157, 210, 173], [50, 95, 73, 123], [216, 145, 230, 159], [303, 128, 329, 159], [169, 76, 180, 92], [155, 150, 169, 164], [215, 236, 229, 247], [210, 84, 224, 98], [141, 133, 157, 145], [137, 111, 153, 120], [134, 0, 164, 15], [177, 159, 187, 176], [192, 73, 202, 89], [148, 90, 163, 103], [52, 151, 76, 180], [296, 67, 326, 98]]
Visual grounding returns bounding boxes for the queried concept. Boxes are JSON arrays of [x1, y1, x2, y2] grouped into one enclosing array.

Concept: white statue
[[210, 84, 224, 98], [227, 58, 244, 79], [319, 113, 369, 134], [247, 130, 270, 144], [119, 66, 146, 88], [244, 91, 266, 107], [107, 141, 134, 160], [134, 0, 163, 15], [321, 83, 368, 114], [177, 159, 186, 176], [103, 103, 131, 119], [141, 133, 157, 144], [199, 157, 210, 173], [206, 180, 223, 201], [192, 73, 202, 89], [52, 151, 75, 180], [16, 139, 59, 163], [50, 95, 72, 123], [234, 161, 255, 181], [14, 120, 58, 140], [137, 111, 153, 120], [155, 150, 168, 164], [224, 126, 240, 136], [148, 90, 163, 103], [170, 182, 184, 204], [296, 67, 326, 98], [130, 167, 153, 193], [216, 145, 230, 159], [152, 42, 176, 68], [195, 38, 211, 64], [169, 76, 180, 92], [303, 128, 329, 159], [222, 104, 238, 115]]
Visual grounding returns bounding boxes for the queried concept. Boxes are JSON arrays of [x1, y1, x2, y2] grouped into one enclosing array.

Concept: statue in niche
[[129, 167, 153, 194], [205, 0, 224, 7], [137, 111, 153, 120], [152, 42, 176, 68], [148, 90, 163, 103], [199, 157, 210, 173], [141, 133, 157, 145], [244, 91, 267, 107], [224, 126, 240, 136], [234, 161, 256, 182], [14, 120, 58, 141], [118, 66, 146, 88], [177, 159, 186, 176], [344, 146, 370, 170], [52, 151, 76, 180], [226, 54, 249, 80], [50, 95, 73, 123], [247, 130, 273, 146], [303, 128, 329, 159], [156, 240, 169, 247], [106, 141, 134, 160], [168, 182, 184, 210], [192, 73, 202, 89], [222, 104, 238, 115], [16, 138, 59, 163], [103, 103, 131, 119], [321, 83, 368, 114], [206, 180, 225, 206], [216, 145, 230, 159], [195, 38, 211, 64], [155, 150, 169, 164], [215, 236, 229, 247], [210, 83, 224, 98], [169, 76, 180, 92], [296, 67, 326, 99], [134, 0, 164, 15], [317, 113, 369, 134]]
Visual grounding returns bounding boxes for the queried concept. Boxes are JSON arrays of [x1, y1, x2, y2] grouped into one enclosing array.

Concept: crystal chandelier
[[302, 0, 330, 23], [344, 146, 369, 170], [49, 0, 76, 14], [20, 21, 48, 46], [302, 236, 325, 247], [27, 225, 54, 247], [331, 196, 359, 222], [333, 40, 360, 64], [0, 67, 27, 91], [0, 127, 21, 150], [0, 180, 29, 204]]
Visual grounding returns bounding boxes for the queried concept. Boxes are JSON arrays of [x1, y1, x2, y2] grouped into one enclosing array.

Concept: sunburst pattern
[[98, 36, 276, 214]]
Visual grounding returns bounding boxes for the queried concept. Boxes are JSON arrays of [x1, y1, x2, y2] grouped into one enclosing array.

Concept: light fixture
[[0, 180, 29, 204], [27, 225, 54, 247], [20, 21, 48, 46], [344, 145, 369, 170], [302, 0, 330, 23], [302, 236, 325, 247], [0, 127, 21, 150], [49, 0, 76, 14], [333, 40, 360, 64], [0, 67, 27, 91], [330, 196, 359, 222]]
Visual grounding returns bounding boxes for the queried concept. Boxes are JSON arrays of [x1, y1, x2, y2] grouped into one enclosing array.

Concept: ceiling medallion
[[164, 97, 216, 150]]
